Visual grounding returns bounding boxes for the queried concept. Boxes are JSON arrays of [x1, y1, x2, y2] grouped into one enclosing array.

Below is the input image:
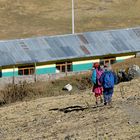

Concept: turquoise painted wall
[[36, 67, 56, 75], [0, 58, 127, 77], [73, 63, 92, 72], [2, 71, 18, 77], [1, 67, 56, 77], [116, 59, 124, 63]]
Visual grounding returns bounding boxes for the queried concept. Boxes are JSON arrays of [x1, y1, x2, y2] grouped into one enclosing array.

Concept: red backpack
[[96, 68, 104, 86]]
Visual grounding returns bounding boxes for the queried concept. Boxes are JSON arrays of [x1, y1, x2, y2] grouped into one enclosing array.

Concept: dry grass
[[0, 73, 92, 106], [0, 78, 139, 140], [1, 57, 140, 106], [112, 57, 140, 70], [0, 0, 140, 39], [0, 1, 140, 139]]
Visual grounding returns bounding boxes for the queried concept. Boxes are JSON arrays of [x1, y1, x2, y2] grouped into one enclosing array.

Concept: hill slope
[[0, 78, 139, 140], [0, 0, 140, 39]]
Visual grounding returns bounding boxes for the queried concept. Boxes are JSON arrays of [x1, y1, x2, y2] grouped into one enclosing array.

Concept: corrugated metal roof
[[0, 27, 140, 67]]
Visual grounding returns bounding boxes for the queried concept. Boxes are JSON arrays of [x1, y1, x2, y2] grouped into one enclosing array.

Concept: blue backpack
[[91, 68, 104, 85], [91, 69, 96, 84], [103, 71, 114, 88]]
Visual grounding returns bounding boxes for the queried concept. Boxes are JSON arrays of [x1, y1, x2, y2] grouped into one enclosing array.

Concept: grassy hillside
[[0, 0, 140, 39]]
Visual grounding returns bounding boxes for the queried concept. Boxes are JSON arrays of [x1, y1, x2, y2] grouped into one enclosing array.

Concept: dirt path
[[0, 80, 140, 140], [121, 99, 140, 125]]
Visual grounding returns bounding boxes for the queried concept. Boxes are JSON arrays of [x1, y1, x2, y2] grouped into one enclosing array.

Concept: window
[[18, 65, 35, 75], [100, 58, 116, 65], [56, 62, 72, 73], [100, 60, 104, 65]]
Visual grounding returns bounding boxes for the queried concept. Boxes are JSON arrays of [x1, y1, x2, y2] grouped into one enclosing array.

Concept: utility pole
[[72, 0, 75, 34]]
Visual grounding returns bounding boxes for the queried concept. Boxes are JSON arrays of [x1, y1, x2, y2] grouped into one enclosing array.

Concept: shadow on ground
[[49, 104, 105, 113]]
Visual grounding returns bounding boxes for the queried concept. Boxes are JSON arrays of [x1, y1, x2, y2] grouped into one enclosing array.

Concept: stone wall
[[0, 71, 90, 89]]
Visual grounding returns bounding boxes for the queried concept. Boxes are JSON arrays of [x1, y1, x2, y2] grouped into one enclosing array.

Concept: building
[[0, 27, 140, 78]]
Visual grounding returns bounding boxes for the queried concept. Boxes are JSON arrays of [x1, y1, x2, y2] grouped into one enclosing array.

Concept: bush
[[0, 73, 92, 106], [1, 81, 33, 104]]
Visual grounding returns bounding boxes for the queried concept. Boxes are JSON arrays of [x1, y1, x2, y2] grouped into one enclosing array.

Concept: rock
[[62, 84, 73, 92], [128, 121, 133, 125], [117, 65, 140, 83], [128, 65, 140, 79]]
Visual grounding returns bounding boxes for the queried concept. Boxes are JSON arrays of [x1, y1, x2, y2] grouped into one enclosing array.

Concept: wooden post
[[13, 66, 15, 84], [65, 62, 68, 76], [48, 74, 51, 81], [34, 62, 37, 82]]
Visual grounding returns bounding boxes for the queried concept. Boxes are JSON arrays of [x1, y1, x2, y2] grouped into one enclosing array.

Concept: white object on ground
[[64, 84, 73, 92]]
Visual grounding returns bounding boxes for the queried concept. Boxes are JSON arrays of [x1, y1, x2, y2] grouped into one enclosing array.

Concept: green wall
[[116, 59, 124, 63], [2, 71, 18, 77], [1, 55, 132, 77], [72, 63, 92, 72], [36, 67, 56, 75], [1, 67, 56, 77]]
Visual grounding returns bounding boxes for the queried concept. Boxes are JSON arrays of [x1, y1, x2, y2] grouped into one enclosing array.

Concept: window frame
[[18, 65, 35, 76], [56, 62, 72, 73], [100, 58, 116, 65]]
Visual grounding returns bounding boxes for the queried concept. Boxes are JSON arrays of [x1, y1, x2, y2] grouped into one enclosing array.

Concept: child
[[91, 62, 104, 105], [99, 64, 117, 106]]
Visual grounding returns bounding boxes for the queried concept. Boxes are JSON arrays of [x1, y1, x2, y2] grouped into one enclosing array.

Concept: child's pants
[[103, 88, 114, 103]]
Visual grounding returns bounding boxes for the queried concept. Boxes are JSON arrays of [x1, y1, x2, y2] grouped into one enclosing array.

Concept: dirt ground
[[112, 57, 140, 70], [1, 0, 140, 39], [0, 78, 139, 140], [0, 57, 140, 140]]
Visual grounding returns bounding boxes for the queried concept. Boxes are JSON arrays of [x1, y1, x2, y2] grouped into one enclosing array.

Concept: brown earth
[[0, 0, 140, 39], [112, 57, 140, 70], [0, 79, 139, 140], [0, 0, 140, 138], [0, 57, 140, 140]]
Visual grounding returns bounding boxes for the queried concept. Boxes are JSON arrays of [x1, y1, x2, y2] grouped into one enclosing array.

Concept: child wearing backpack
[[99, 64, 117, 106], [91, 62, 104, 105]]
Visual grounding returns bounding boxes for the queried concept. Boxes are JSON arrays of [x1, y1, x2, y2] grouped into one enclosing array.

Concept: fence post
[[65, 62, 68, 76], [13, 65, 15, 84], [34, 62, 37, 82], [48, 74, 51, 81]]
